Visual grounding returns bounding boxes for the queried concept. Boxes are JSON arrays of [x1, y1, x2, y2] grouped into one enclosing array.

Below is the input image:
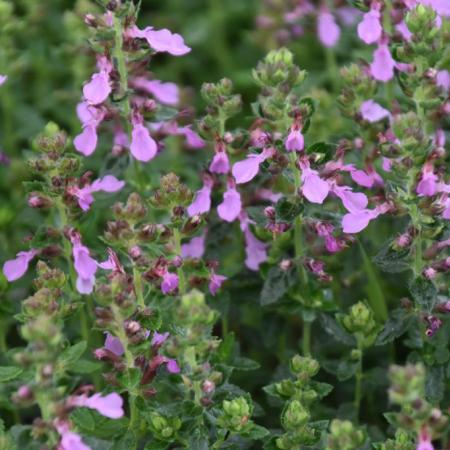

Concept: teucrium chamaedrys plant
[[0, 0, 449, 449]]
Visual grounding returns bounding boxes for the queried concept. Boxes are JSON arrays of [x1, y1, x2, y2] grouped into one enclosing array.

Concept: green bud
[[281, 400, 310, 430], [290, 355, 319, 379]]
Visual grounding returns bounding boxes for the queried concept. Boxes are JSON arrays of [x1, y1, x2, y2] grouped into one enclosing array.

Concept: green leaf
[[0, 367, 23, 382], [240, 424, 269, 439], [59, 341, 87, 367], [71, 408, 129, 439], [309, 381, 333, 399], [246, 206, 267, 227], [67, 360, 103, 374], [215, 332, 235, 364], [260, 266, 296, 306], [274, 198, 303, 223], [409, 277, 438, 312], [425, 365, 444, 404], [376, 309, 414, 345], [373, 243, 411, 273], [320, 314, 356, 346], [117, 368, 141, 390], [229, 357, 260, 371]]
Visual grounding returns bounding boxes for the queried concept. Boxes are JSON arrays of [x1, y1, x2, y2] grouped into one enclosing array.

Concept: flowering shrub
[[0, 0, 449, 449]]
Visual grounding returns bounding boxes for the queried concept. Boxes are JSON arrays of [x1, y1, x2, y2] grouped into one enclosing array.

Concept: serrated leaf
[[320, 314, 356, 346], [0, 367, 23, 382], [274, 198, 303, 223], [71, 408, 129, 439], [425, 365, 444, 404], [409, 277, 438, 312], [373, 243, 411, 273], [376, 309, 414, 345], [260, 266, 296, 306], [59, 341, 87, 367]]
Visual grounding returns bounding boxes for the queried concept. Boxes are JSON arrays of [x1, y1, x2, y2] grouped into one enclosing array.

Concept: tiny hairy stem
[[173, 228, 187, 294], [354, 342, 364, 422]]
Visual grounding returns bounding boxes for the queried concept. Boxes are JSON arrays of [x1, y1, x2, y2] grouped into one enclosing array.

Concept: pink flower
[[360, 99, 390, 122], [130, 120, 157, 162], [70, 233, 98, 295], [178, 126, 205, 149], [240, 214, 267, 271], [350, 168, 383, 188], [342, 209, 380, 233], [187, 178, 213, 216], [133, 78, 179, 105], [370, 44, 395, 82], [72, 175, 125, 211], [74, 125, 98, 157], [232, 148, 273, 184], [209, 273, 227, 296], [417, 165, 438, 196], [59, 431, 90, 450], [161, 272, 179, 294], [357, 8, 382, 44], [181, 232, 206, 259], [301, 167, 330, 204], [285, 129, 304, 152], [395, 21, 412, 41], [217, 187, 242, 222], [2, 249, 38, 282], [333, 185, 368, 213], [317, 10, 340, 48], [104, 333, 124, 356], [143, 28, 191, 56], [209, 152, 230, 174], [0, 75, 7, 86], [74, 393, 124, 419], [83, 71, 111, 105]]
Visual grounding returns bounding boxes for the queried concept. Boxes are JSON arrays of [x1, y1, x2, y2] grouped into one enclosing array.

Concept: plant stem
[[354, 343, 364, 422], [133, 266, 145, 308], [173, 228, 186, 294], [302, 320, 311, 356]]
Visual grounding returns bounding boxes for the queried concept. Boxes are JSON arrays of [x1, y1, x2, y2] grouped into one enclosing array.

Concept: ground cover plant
[[0, 0, 449, 449]]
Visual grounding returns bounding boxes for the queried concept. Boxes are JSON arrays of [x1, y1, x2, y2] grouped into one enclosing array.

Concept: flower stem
[[133, 266, 145, 308], [302, 320, 311, 356]]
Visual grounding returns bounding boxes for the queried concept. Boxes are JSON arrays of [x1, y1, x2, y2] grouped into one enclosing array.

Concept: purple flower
[[72, 175, 125, 211], [209, 273, 227, 296], [187, 178, 213, 216], [436, 70, 450, 92], [70, 233, 98, 295], [166, 358, 180, 373], [370, 43, 395, 82], [243, 229, 267, 271], [209, 151, 230, 174], [342, 203, 389, 234], [301, 167, 330, 204], [2, 249, 38, 282], [317, 10, 340, 48], [285, 128, 304, 152], [232, 148, 273, 184], [83, 71, 111, 105], [104, 333, 125, 356], [217, 187, 242, 222], [151, 331, 169, 347], [181, 232, 206, 259], [357, 8, 382, 44], [0, 75, 7, 86], [360, 100, 390, 122], [130, 120, 157, 162], [161, 272, 179, 294], [74, 393, 124, 419], [74, 125, 98, 157]]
